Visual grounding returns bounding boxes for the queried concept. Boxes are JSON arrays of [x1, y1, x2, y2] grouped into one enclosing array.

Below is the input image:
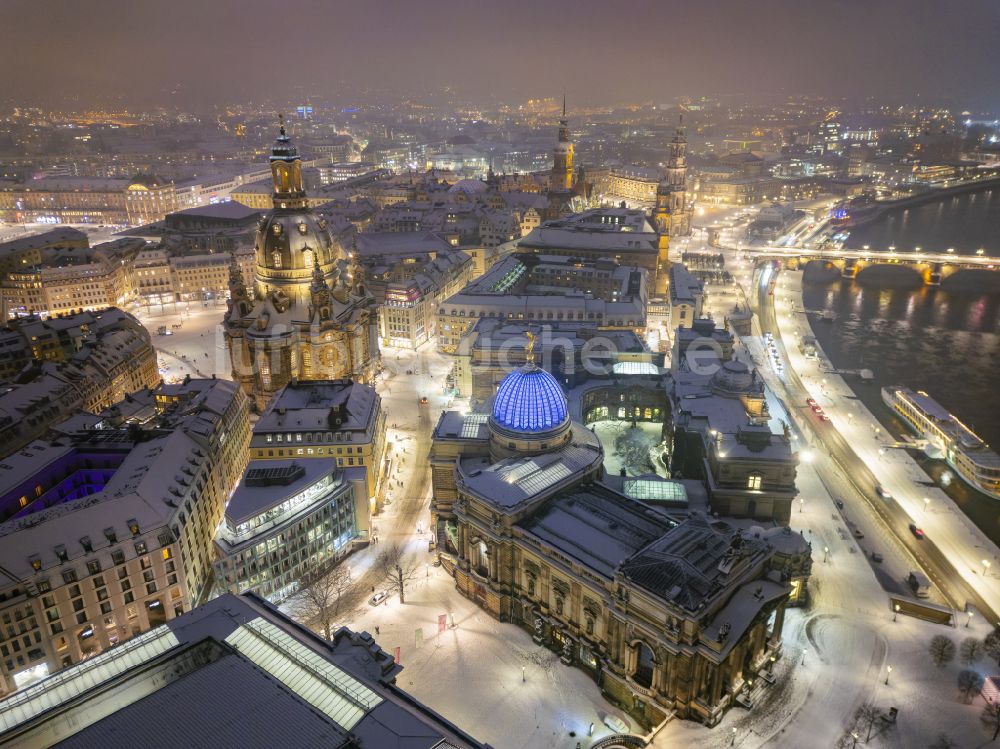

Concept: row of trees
[[926, 629, 1000, 743], [296, 543, 422, 639]]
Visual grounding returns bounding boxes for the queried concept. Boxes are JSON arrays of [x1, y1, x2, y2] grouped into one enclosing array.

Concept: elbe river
[[801, 187, 1000, 541]]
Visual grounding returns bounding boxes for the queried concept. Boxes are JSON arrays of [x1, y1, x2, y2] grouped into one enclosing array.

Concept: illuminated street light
[[884, 664, 892, 685], [798, 497, 804, 514], [967, 611, 974, 628], [893, 603, 900, 622], [983, 559, 992, 578], [730, 727, 737, 745], [823, 546, 830, 562]]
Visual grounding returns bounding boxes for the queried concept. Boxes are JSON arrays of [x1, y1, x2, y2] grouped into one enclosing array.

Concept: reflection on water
[[803, 279, 1000, 542], [847, 187, 1000, 253]]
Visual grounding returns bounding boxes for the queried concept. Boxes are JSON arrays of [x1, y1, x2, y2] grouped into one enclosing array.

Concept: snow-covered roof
[[0, 593, 487, 748], [518, 484, 675, 577], [457, 425, 602, 509], [255, 380, 379, 435]]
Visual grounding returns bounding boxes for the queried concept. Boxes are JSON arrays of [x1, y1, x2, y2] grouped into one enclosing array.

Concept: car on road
[[418, 396, 429, 405], [875, 484, 892, 500], [871, 552, 884, 563], [835, 499, 845, 509], [369, 591, 388, 606], [806, 398, 817, 408], [908, 523, 925, 539], [852, 528, 865, 539]]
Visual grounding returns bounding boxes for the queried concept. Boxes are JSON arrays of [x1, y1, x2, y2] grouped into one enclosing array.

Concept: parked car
[[876, 484, 892, 500], [835, 499, 845, 509], [909, 523, 925, 540], [369, 591, 388, 606], [852, 528, 865, 539], [871, 552, 884, 563]]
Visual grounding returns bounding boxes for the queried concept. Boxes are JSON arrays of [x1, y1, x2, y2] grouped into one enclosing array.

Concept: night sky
[[3, 0, 998, 109]]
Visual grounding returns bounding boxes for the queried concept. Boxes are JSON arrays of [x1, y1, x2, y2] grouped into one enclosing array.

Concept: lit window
[[747, 474, 763, 491]]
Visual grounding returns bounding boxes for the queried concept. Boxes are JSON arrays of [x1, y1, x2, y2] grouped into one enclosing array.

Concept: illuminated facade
[[213, 461, 359, 603], [0, 378, 250, 696], [223, 119, 379, 410], [1, 238, 145, 319], [0, 176, 176, 226], [246, 379, 388, 534], [430, 364, 806, 728]]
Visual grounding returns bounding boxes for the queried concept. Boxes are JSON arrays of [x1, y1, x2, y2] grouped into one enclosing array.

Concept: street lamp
[[893, 603, 900, 622], [799, 498, 804, 514], [983, 559, 992, 578], [923, 496, 930, 513], [824, 546, 830, 563], [967, 611, 974, 628], [885, 665, 892, 685], [801, 648, 807, 665], [851, 732, 860, 748], [731, 727, 737, 745]]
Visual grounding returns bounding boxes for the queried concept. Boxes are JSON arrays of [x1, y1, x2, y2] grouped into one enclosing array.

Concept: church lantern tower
[[223, 115, 379, 411]]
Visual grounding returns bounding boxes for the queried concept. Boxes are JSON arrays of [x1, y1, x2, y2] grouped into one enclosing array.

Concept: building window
[[747, 473, 763, 491], [633, 642, 655, 689]]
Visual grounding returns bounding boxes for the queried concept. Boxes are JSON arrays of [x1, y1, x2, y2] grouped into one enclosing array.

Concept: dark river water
[[802, 187, 1000, 541], [845, 186, 1000, 253]]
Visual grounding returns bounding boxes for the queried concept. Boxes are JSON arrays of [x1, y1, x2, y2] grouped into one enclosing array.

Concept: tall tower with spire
[[550, 94, 574, 193], [651, 116, 691, 294], [223, 115, 379, 410], [666, 117, 689, 236]]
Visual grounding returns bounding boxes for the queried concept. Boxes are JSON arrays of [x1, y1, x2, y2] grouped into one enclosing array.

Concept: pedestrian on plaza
[[375, 625, 380, 635], [371, 585, 375, 593]]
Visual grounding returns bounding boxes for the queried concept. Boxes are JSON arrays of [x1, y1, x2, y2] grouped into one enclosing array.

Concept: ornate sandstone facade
[[224, 118, 378, 410], [430, 362, 809, 730]]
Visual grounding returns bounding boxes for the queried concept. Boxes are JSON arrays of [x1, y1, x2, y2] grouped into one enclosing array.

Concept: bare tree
[[928, 733, 957, 749], [295, 565, 352, 640], [930, 635, 957, 668], [378, 543, 421, 604], [961, 636, 985, 665], [856, 702, 880, 741], [958, 669, 985, 703], [986, 629, 1000, 665], [982, 701, 1000, 742], [614, 428, 655, 475]]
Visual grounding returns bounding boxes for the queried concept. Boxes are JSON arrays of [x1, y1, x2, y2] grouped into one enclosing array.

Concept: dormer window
[[55, 546, 68, 563], [29, 555, 42, 572], [80, 537, 93, 554], [128, 519, 140, 537], [103, 528, 117, 544]]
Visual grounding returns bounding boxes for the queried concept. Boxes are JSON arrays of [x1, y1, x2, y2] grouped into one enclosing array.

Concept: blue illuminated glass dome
[[491, 363, 568, 433]]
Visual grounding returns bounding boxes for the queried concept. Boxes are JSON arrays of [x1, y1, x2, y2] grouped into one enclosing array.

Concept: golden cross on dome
[[525, 330, 536, 363]]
